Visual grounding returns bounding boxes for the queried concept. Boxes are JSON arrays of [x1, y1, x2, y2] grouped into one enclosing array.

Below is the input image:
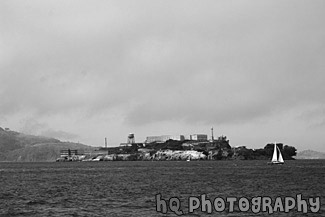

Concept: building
[[60, 149, 78, 157], [119, 143, 143, 148], [127, 133, 135, 144], [184, 134, 208, 141], [145, 135, 185, 143], [189, 134, 208, 141]]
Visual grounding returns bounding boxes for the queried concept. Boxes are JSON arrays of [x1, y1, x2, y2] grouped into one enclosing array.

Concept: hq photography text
[[155, 194, 321, 215]]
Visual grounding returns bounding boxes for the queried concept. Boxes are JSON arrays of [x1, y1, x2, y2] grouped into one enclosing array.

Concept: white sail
[[271, 143, 278, 162], [277, 146, 284, 163]]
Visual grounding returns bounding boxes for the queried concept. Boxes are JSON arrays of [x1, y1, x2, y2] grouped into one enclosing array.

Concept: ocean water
[[0, 160, 324, 216]]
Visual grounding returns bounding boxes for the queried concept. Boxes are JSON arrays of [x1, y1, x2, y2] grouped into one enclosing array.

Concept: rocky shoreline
[[57, 150, 209, 161]]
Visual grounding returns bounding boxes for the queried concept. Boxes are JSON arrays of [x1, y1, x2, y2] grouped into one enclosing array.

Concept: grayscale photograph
[[1, 0, 324, 216]]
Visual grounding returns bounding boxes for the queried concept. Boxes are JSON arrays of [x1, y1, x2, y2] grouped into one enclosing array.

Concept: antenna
[[211, 127, 214, 141], [105, 137, 107, 148]]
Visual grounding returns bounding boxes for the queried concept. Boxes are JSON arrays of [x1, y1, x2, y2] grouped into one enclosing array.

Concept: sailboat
[[268, 142, 284, 165]]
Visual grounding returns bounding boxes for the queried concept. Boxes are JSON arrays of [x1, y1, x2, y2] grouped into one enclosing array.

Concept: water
[[0, 160, 324, 216]]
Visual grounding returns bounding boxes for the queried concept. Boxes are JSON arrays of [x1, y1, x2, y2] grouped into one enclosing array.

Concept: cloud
[[19, 118, 78, 141], [1, 1, 325, 150], [19, 118, 48, 135], [299, 105, 325, 128], [39, 129, 78, 141]]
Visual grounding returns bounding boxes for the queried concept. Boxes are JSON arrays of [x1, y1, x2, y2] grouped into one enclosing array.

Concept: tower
[[211, 127, 214, 141], [127, 133, 135, 144]]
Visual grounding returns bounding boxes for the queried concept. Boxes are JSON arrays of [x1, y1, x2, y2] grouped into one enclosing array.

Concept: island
[[56, 135, 297, 162]]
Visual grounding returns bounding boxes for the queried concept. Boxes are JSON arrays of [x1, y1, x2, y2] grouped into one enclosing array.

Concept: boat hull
[[267, 161, 284, 165]]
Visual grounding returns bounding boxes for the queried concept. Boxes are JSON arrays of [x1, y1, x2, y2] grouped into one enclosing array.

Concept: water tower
[[127, 133, 135, 144]]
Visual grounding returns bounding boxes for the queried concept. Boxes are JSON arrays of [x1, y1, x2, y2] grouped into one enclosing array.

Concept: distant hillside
[[296, 150, 325, 159], [0, 127, 95, 162]]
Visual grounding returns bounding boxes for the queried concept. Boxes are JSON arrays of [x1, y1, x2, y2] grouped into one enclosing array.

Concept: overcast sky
[[1, 0, 325, 152]]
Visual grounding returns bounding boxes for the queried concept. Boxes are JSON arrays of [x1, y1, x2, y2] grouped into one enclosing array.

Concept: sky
[[1, 0, 325, 152]]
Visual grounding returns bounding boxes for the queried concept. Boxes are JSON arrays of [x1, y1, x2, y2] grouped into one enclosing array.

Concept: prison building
[[184, 134, 208, 141], [190, 134, 208, 141], [145, 135, 185, 143]]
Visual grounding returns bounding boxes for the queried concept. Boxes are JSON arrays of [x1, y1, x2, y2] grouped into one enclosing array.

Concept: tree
[[264, 143, 296, 160], [282, 145, 297, 160], [264, 143, 283, 156]]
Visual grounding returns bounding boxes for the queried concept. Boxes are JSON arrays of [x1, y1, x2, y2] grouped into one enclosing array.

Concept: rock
[[152, 150, 207, 161]]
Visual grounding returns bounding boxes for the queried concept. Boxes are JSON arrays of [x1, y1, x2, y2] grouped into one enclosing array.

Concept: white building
[[145, 135, 185, 143], [190, 134, 208, 141]]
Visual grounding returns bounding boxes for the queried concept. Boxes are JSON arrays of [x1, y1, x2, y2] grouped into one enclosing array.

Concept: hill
[[296, 150, 325, 159], [0, 127, 95, 162]]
